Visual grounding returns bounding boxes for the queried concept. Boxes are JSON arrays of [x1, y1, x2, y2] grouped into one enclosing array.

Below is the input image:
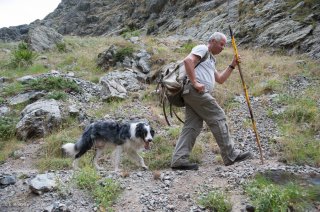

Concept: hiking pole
[[229, 25, 264, 164]]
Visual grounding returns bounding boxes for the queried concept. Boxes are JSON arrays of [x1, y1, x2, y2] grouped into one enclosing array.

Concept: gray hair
[[208, 32, 227, 42]]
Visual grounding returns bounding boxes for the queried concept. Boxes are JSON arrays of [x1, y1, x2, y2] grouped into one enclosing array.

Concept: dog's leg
[[72, 158, 80, 170], [93, 149, 104, 170], [127, 149, 148, 170], [113, 146, 122, 172]]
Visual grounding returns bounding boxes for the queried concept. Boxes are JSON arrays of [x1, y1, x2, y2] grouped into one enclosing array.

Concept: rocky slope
[[1, 72, 320, 211]]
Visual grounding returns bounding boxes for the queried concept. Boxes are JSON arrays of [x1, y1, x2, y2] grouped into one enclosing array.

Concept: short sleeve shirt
[[191, 45, 216, 93]]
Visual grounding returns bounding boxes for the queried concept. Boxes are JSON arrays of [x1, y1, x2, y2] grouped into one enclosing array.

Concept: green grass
[[272, 94, 320, 166], [35, 124, 82, 172], [0, 116, 19, 140], [245, 174, 317, 211], [198, 190, 232, 212], [144, 136, 173, 170], [10, 42, 38, 68], [2, 76, 81, 98], [74, 166, 122, 209]]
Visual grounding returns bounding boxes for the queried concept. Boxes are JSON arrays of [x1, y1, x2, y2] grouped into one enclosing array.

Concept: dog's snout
[[147, 138, 153, 142]]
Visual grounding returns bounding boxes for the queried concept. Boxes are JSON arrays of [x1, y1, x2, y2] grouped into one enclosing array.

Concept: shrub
[[0, 116, 18, 141], [56, 42, 67, 52], [10, 42, 38, 68], [115, 46, 134, 62], [47, 91, 68, 101]]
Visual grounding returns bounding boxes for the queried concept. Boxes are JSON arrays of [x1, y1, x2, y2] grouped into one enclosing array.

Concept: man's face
[[209, 38, 226, 55]]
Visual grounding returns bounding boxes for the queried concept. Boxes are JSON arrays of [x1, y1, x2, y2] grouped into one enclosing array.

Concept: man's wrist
[[228, 65, 235, 70]]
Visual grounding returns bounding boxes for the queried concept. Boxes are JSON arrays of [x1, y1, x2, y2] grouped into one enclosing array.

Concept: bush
[[26, 76, 81, 93], [115, 46, 134, 62], [0, 116, 18, 141], [56, 42, 67, 52], [10, 42, 37, 68]]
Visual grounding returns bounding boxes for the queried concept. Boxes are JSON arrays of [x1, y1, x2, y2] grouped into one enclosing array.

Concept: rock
[[26, 26, 63, 52], [29, 173, 57, 195], [16, 99, 62, 140], [9, 91, 45, 105], [0, 175, 16, 186]]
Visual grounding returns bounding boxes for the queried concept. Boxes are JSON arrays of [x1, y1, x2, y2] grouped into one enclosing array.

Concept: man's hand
[[231, 55, 241, 67], [193, 81, 205, 93]]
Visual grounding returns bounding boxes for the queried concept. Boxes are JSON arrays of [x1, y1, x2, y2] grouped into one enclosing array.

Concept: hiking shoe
[[225, 151, 252, 166], [171, 163, 199, 170]]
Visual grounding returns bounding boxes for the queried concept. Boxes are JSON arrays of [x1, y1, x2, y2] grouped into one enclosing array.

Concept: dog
[[62, 120, 155, 171]]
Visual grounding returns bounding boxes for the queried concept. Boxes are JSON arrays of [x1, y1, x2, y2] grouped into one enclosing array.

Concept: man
[[171, 32, 251, 170]]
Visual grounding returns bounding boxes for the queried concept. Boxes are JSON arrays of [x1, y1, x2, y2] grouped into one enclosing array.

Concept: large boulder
[[16, 99, 62, 141], [26, 26, 63, 52]]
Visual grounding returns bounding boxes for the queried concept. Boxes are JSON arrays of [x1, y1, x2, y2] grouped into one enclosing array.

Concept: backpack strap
[[195, 51, 209, 68]]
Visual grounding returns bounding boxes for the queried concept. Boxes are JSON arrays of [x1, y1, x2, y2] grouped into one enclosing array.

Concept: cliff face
[[0, 0, 319, 59]]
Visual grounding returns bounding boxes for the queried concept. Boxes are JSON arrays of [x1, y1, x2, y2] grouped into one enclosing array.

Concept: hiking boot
[[171, 162, 199, 170], [225, 151, 252, 166]]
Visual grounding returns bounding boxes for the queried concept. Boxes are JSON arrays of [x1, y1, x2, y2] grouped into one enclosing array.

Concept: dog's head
[[135, 122, 155, 149]]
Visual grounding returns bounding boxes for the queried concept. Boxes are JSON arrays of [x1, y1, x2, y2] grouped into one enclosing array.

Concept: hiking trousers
[[171, 82, 240, 166]]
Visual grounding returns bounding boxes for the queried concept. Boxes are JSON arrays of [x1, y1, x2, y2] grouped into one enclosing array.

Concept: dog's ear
[[135, 123, 145, 139]]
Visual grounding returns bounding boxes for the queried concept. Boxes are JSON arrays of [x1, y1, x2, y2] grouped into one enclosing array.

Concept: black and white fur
[[62, 120, 155, 171]]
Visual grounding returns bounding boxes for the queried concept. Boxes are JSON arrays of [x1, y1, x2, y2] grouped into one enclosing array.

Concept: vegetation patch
[[2, 76, 81, 98], [245, 173, 318, 211], [114, 46, 134, 62], [74, 166, 122, 209], [273, 94, 320, 166], [10, 42, 38, 68], [198, 190, 232, 212], [144, 135, 173, 170]]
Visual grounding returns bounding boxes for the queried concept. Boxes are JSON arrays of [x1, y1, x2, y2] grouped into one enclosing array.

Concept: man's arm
[[184, 54, 205, 93], [215, 55, 238, 84]]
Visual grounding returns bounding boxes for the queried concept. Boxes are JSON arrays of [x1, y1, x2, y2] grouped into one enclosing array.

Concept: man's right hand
[[193, 81, 205, 93]]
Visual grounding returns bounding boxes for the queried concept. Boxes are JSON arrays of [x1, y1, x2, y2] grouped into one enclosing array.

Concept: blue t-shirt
[[191, 45, 216, 93]]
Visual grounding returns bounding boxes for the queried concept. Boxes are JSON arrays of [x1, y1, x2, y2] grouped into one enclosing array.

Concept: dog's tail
[[62, 143, 78, 157], [62, 123, 95, 159]]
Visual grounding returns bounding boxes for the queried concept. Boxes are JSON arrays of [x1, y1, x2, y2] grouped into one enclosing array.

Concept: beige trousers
[[171, 82, 240, 166]]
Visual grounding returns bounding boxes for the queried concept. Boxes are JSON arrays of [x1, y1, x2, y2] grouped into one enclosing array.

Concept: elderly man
[[171, 32, 251, 170]]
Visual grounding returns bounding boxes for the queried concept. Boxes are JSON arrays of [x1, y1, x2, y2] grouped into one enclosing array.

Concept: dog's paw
[[142, 166, 149, 171]]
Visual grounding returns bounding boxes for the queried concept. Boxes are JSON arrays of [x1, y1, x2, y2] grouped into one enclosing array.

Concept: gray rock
[[0, 175, 16, 186], [27, 26, 63, 52], [29, 173, 57, 195], [16, 99, 62, 140]]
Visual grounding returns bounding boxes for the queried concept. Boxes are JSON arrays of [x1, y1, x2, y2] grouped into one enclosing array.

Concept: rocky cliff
[[0, 0, 319, 59]]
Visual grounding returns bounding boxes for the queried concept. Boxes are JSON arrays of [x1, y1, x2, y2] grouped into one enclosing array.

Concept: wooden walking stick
[[229, 25, 264, 164]]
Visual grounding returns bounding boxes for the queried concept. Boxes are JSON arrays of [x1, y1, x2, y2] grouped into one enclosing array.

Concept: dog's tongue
[[144, 142, 150, 150]]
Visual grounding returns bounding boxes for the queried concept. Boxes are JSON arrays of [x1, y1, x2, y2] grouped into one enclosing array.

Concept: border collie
[[62, 120, 155, 171]]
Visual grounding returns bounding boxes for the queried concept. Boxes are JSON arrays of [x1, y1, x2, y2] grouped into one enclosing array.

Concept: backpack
[[157, 52, 209, 125]]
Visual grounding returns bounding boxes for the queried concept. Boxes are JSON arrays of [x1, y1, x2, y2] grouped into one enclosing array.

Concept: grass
[[74, 165, 122, 209], [272, 93, 320, 166], [244, 174, 318, 211], [198, 190, 232, 212], [35, 122, 82, 172], [2, 76, 81, 98]]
